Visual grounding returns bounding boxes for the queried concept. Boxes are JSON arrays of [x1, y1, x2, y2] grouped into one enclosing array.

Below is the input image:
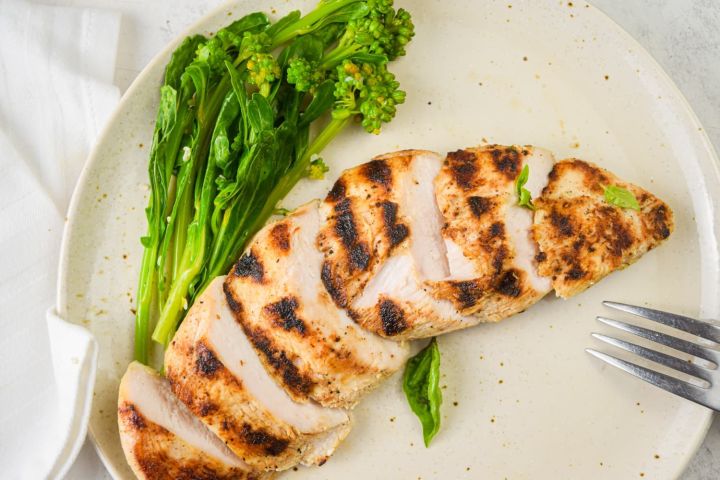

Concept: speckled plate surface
[[58, 0, 720, 478]]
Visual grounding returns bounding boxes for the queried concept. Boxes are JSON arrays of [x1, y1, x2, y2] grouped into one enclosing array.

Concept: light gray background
[[45, 0, 718, 478]]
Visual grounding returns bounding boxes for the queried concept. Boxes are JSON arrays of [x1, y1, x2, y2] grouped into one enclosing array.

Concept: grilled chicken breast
[[118, 361, 268, 480], [533, 159, 674, 298], [429, 145, 555, 321], [224, 201, 409, 408], [119, 143, 674, 479], [164, 277, 351, 471]]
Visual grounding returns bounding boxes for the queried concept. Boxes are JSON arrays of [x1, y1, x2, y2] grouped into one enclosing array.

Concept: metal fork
[[586, 301, 720, 411]]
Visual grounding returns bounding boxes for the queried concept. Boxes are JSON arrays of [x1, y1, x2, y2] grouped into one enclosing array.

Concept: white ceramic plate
[[58, 0, 720, 478]]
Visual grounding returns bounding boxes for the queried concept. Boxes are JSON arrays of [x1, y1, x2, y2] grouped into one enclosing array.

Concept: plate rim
[[56, 0, 720, 478]]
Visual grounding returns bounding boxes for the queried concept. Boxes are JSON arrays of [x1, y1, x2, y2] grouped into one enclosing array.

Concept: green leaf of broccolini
[[265, 10, 301, 39], [403, 338, 442, 447], [299, 80, 335, 125], [603, 185, 640, 210], [224, 11, 271, 36], [164, 35, 206, 89], [158, 86, 178, 137], [247, 93, 275, 133], [515, 164, 535, 210]]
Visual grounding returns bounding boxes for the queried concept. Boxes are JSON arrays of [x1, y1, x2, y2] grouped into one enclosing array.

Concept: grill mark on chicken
[[607, 211, 634, 257], [489, 221, 504, 238], [223, 282, 243, 314], [490, 147, 522, 180], [651, 204, 672, 240], [119, 403, 146, 430], [326, 178, 346, 202], [198, 401, 218, 417], [566, 264, 586, 280], [550, 210, 574, 237], [239, 422, 290, 456], [234, 251, 264, 283], [333, 198, 358, 246], [452, 280, 484, 309], [195, 342, 221, 377], [333, 198, 371, 271], [446, 149, 477, 189], [570, 159, 610, 193], [321, 261, 347, 308], [492, 245, 508, 273], [495, 270, 522, 297], [380, 201, 409, 248], [270, 223, 291, 252], [379, 299, 407, 336], [361, 159, 392, 188], [264, 297, 306, 334], [467, 196, 491, 217], [242, 325, 314, 397], [349, 244, 371, 271]]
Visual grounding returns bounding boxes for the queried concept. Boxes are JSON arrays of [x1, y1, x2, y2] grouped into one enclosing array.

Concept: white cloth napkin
[[0, 1, 120, 478]]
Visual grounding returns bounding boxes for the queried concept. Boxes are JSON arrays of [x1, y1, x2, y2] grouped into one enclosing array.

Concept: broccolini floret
[[286, 57, 326, 92], [332, 59, 405, 134], [307, 157, 330, 179], [247, 52, 281, 97]]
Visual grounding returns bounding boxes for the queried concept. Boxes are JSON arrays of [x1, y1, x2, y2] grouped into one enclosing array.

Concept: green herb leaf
[[403, 338, 442, 447], [603, 185, 640, 210], [515, 164, 534, 210]]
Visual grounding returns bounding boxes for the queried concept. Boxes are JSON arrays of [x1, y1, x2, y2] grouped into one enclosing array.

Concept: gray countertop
[[54, 0, 719, 478]]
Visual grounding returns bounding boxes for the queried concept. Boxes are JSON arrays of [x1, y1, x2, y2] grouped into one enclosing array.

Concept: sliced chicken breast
[[118, 361, 269, 480], [164, 277, 350, 471], [532, 158, 674, 298], [429, 145, 555, 322], [224, 201, 409, 408], [316, 150, 478, 340]]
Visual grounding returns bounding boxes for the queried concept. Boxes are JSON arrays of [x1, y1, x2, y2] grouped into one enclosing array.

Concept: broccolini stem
[[270, 0, 362, 47], [319, 43, 362, 69], [134, 241, 157, 364], [151, 78, 231, 346]]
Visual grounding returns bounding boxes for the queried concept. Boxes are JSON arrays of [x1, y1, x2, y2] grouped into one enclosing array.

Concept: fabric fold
[[0, 1, 120, 478]]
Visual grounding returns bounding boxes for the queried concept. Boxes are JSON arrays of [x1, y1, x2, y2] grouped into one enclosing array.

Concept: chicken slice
[[532, 158, 674, 298], [317, 150, 420, 308], [346, 151, 478, 339], [224, 201, 409, 408], [118, 361, 269, 480], [429, 145, 555, 321], [164, 277, 350, 471]]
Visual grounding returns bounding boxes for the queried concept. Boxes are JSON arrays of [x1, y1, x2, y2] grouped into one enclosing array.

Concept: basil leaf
[[403, 337, 442, 447], [515, 164, 534, 210], [603, 185, 640, 210]]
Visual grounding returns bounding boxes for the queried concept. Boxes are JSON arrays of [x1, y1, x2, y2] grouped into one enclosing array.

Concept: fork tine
[[591, 333, 714, 382], [597, 317, 719, 365], [586, 349, 713, 409], [603, 301, 720, 343]]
